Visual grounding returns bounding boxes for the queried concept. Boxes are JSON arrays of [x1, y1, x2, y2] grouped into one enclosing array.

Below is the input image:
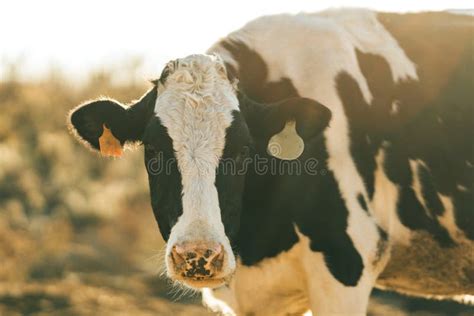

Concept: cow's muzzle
[[169, 241, 229, 288]]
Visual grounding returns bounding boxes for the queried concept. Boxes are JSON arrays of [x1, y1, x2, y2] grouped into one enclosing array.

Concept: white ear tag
[[267, 121, 304, 160]]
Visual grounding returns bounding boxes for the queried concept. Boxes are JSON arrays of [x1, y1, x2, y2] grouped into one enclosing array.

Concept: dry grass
[[0, 67, 211, 315]]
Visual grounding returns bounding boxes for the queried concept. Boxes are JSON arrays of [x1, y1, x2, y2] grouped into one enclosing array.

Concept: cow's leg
[[303, 252, 375, 315], [298, 229, 389, 315], [202, 287, 238, 316]]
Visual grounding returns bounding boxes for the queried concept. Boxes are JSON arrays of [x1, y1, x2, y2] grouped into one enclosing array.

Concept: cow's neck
[[235, 137, 330, 267]]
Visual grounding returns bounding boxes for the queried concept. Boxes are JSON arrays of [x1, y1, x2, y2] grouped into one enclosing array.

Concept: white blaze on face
[[154, 54, 239, 278]]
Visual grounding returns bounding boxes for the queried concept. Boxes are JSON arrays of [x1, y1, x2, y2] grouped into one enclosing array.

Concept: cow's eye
[[145, 143, 158, 155], [240, 145, 250, 158], [234, 146, 250, 164]]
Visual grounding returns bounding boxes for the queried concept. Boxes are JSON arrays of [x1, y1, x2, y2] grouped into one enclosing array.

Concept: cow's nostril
[[170, 247, 186, 271], [210, 249, 224, 270]]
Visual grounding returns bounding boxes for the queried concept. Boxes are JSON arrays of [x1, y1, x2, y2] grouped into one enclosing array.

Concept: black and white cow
[[68, 9, 473, 315]]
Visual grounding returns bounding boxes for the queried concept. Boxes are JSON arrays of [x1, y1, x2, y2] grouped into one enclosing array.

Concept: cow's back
[[209, 9, 474, 298]]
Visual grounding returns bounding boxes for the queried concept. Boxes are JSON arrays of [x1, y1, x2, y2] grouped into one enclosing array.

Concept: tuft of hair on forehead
[[154, 53, 239, 170], [162, 54, 231, 95]]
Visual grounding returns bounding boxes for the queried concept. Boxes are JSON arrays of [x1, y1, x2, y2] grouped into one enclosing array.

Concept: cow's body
[[68, 9, 473, 315], [203, 9, 474, 315]]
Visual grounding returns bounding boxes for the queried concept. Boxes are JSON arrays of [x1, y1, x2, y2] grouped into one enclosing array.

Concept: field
[[0, 66, 472, 315]]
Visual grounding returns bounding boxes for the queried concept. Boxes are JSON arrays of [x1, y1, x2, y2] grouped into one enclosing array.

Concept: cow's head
[[68, 54, 331, 289]]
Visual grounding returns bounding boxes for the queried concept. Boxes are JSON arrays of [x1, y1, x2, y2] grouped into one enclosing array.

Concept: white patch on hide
[[438, 193, 467, 242], [372, 149, 412, 245]]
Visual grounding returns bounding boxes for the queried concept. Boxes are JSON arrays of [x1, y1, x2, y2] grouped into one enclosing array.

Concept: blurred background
[[0, 1, 473, 315]]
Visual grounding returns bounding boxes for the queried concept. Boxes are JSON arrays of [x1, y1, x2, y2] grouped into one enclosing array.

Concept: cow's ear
[[242, 96, 332, 160], [68, 88, 157, 157]]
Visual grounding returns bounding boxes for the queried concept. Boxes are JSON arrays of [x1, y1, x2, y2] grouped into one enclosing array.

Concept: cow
[[67, 9, 473, 315]]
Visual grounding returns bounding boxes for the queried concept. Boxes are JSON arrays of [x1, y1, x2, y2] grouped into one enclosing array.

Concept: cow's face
[[144, 55, 248, 288], [68, 54, 331, 289]]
